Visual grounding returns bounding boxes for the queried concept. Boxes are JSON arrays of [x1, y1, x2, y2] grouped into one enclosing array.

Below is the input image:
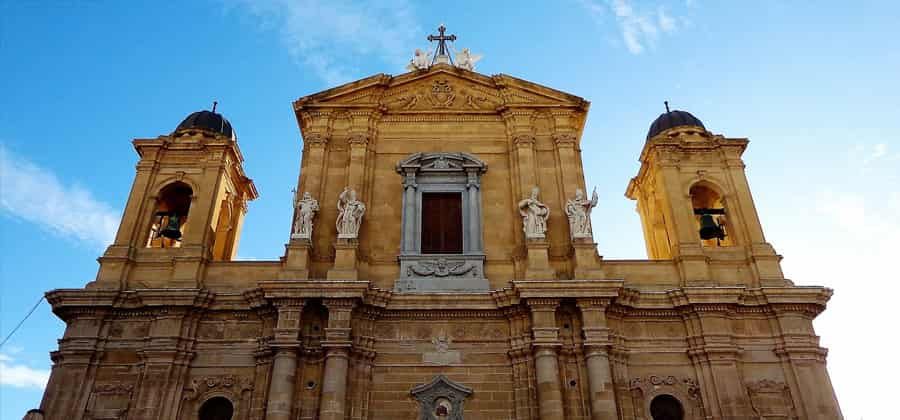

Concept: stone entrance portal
[[410, 375, 473, 420]]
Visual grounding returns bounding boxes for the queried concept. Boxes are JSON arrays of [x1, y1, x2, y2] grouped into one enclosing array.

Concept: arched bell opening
[[689, 183, 732, 247], [650, 394, 684, 420], [147, 182, 193, 248], [198, 396, 233, 420]]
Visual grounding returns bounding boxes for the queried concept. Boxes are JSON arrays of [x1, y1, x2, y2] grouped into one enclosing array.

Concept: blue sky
[[1, 1, 898, 418]]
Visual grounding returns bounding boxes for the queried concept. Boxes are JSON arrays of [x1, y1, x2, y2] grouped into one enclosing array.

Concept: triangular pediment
[[293, 64, 589, 113]]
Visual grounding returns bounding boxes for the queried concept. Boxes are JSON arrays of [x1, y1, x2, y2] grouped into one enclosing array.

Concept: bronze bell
[[159, 213, 183, 240], [698, 214, 725, 240]]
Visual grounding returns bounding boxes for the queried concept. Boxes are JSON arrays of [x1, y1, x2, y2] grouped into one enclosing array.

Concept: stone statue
[[291, 190, 319, 239], [518, 186, 550, 239], [336, 187, 366, 239], [406, 48, 431, 71], [565, 187, 598, 239], [455, 48, 482, 71]]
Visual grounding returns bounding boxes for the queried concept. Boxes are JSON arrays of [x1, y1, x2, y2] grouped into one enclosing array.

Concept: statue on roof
[[407, 48, 431, 71], [455, 48, 482, 71]]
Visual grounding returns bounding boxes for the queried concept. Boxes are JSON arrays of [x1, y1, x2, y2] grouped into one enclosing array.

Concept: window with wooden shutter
[[421, 192, 463, 254]]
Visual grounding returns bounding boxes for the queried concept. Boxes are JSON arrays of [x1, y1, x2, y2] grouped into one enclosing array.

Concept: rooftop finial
[[212, 101, 218, 113], [664, 101, 670, 113], [428, 24, 457, 65]]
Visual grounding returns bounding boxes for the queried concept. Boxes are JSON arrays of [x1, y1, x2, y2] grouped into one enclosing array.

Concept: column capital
[[271, 297, 306, 309], [576, 297, 613, 309], [513, 134, 536, 147], [552, 132, 577, 148], [322, 298, 357, 311], [526, 298, 560, 310]]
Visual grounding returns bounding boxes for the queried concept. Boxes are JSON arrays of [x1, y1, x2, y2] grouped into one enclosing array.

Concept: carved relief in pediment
[[382, 78, 502, 112]]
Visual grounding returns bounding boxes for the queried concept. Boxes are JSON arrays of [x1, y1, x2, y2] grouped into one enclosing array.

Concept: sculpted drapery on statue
[[565, 187, 598, 239], [519, 186, 550, 239], [291, 191, 319, 239], [336, 187, 366, 239]]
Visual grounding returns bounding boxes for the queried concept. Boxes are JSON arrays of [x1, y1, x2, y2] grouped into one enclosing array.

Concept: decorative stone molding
[[184, 375, 253, 401], [410, 375, 474, 420], [513, 134, 536, 147], [407, 258, 478, 278], [629, 375, 705, 419], [551, 133, 577, 147], [746, 379, 797, 419], [395, 152, 489, 292], [84, 382, 135, 420]]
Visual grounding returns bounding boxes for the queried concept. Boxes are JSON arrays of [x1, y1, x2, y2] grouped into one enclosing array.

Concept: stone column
[[528, 299, 564, 419], [401, 168, 418, 253], [346, 134, 370, 193], [466, 169, 483, 252], [577, 299, 617, 420], [319, 299, 356, 420], [551, 133, 581, 200], [512, 134, 538, 197], [266, 299, 305, 420]]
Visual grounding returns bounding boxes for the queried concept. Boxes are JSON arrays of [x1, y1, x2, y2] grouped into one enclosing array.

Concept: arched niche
[[650, 394, 685, 420], [146, 181, 193, 248], [688, 181, 734, 247], [394, 152, 489, 293], [199, 396, 233, 420]]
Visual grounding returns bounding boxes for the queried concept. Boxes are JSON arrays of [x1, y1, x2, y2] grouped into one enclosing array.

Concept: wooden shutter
[[421, 193, 463, 254]]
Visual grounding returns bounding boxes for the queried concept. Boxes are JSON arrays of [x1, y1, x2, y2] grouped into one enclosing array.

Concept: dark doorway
[[199, 396, 233, 420], [421, 193, 463, 254], [650, 394, 684, 420]]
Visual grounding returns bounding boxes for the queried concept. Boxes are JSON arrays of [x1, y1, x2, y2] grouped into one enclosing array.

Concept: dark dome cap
[[647, 110, 705, 140], [175, 110, 235, 139]]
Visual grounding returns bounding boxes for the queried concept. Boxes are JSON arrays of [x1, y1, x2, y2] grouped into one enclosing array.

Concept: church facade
[[36, 43, 842, 420]]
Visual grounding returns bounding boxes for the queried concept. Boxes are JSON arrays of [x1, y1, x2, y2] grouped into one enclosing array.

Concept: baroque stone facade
[[35, 62, 842, 419]]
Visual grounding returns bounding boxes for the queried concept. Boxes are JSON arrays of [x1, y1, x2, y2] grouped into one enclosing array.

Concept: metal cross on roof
[[428, 24, 457, 65]]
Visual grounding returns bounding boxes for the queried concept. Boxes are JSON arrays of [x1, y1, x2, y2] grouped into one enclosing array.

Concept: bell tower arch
[[91, 108, 257, 289], [625, 109, 784, 286]]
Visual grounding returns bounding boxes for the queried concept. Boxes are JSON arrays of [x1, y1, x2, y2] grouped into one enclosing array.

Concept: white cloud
[[0, 353, 49, 389], [225, 0, 421, 85], [657, 7, 677, 32], [580, 0, 685, 55], [0, 145, 119, 248]]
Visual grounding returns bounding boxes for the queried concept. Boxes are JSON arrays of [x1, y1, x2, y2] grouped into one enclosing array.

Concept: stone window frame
[[395, 152, 489, 292]]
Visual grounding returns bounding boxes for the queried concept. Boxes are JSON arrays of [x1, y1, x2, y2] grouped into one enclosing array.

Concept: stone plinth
[[572, 239, 605, 279], [327, 239, 359, 280], [281, 238, 312, 279], [524, 239, 555, 280]]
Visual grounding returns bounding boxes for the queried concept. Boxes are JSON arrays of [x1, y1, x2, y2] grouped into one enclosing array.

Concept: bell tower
[[625, 108, 785, 286], [90, 107, 258, 289]]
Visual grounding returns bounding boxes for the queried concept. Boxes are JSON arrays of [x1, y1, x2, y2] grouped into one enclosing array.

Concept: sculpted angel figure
[[336, 187, 366, 239], [565, 187, 598, 239], [518, 186, 550, 239], [455, 48, 482, 71], [291, 190, 319, 239], [406, 48, 431, 71]]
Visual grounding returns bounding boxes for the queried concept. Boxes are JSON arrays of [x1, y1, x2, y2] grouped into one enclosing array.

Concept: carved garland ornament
[[407, 258, 478, 278]]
